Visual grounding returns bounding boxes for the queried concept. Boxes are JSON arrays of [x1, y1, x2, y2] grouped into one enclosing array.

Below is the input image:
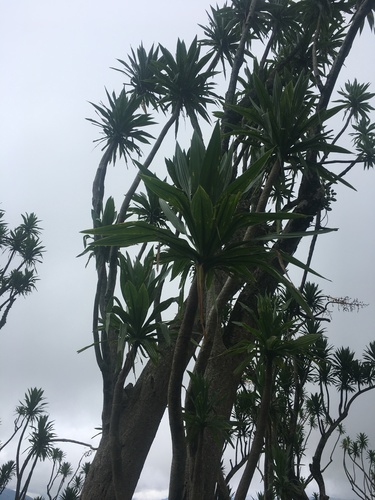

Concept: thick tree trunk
[[81, 342, 175, 500], [81, 315, 201, 500], [81, 3, 375, 497], [80, 434, 115, 500], [185, 326, 243, 499]]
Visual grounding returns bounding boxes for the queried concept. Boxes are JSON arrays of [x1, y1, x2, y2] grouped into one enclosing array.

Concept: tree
[[80, 1, 375, 499], [342, 432, 375, 499], [0, 208, 43, 494], [0, 210, 44, 331], [0, 389, 94, 499]]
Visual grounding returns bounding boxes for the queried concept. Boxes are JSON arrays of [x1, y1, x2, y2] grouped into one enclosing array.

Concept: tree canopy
[[0, 210, 43, 331], [79, 1, 375, 499]]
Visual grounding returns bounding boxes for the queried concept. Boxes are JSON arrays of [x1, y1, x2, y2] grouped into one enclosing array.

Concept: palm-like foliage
[[342, 432, 375, 499], [47, 448, 65, 500], [87, 89, 155, 165], [26, 415, 55, 462], [53, 462, 73, 499], [0, 460, 16, 494], [59, 486, 79, 500], [350, 117, 375, 169], [81, 2, 375, 499], [364, 341, 375, 365], [332, 347, 357, 395], [233, 72, 347, 165], [108, 249, 175, 365], [233, 294, 320, 372], [154, 37, 217, 135], [336, 79, 375, 122], [199, 5, 241, 74], [114, 44, 161, 111], [0, 389, 83, 500], [0, 211, 44, 331], [129, 187, 167, 228], [83, 126, 299, 283], [15, 388, 47, 422], [14, 415, 55, 500], [259, 1, 302, 59], [7, 388, 48, 474]]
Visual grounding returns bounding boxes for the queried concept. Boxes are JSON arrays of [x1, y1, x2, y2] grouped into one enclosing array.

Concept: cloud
[[133, 489, 168, 500], [1, 1, 375, 499]]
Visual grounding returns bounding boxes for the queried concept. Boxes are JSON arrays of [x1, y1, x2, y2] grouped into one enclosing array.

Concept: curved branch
[[319, 0, 375, 111]]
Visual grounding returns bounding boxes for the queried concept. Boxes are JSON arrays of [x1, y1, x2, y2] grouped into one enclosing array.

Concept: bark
[[168, 280, 199, 500], [81, 342, 175, 500], [185, 330, 242, 500], [235, 357, 274, 500], [81, 3, 375, 498], [110, 347, 137, 500], [81, 313, 202, 500], [92, 145, 116, 221]]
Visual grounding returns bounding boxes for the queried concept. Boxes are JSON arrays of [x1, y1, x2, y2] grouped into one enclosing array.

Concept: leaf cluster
[[87, 89, 155, 165], [0, 211, 44, 331], [108, 249, 175, 364]]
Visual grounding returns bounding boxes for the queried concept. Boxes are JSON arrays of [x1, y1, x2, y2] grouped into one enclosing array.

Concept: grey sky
[[0, 2, 374, 499]]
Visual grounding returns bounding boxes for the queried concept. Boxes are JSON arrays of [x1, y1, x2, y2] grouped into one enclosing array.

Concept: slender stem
[[117, 108, 180, 223], [92, 145, 116, 222], [318, 0, 375, 112], [312, 15, 324, 92], [300, 211, 321, 290], [234, 356, 274, 500], [222, 0, 260, 152], [168, 279, 199, 500]]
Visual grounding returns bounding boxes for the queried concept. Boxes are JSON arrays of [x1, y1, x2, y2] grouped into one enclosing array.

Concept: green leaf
[[141, 174, 195, 231], [221, 149, 274, 198], [189, 186, 215, 255], [253, 227, 338, 241], [116, 323, 128, 369], [125, 282, 150, 332], [159, 199, 187, 234], [287, 334, 321, 351], [144, 297, 176, 326], [172, 143, 193, 196]]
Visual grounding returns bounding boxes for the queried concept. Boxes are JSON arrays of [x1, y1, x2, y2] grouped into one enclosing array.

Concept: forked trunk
[[81, 342, 175, 500]]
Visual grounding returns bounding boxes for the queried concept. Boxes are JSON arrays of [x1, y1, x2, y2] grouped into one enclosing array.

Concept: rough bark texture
[[168, 280, 199, 500], [81, 2, 375, 498], [81, 343, 175, 500]]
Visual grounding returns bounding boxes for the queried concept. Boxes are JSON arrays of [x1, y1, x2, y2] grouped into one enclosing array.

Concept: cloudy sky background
[[0, 1, 374, 499]]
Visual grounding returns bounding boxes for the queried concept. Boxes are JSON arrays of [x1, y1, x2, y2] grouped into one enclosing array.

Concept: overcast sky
[[0, 2, 374, 499]]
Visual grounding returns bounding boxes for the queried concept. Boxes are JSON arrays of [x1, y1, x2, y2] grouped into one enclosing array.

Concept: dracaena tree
[[0, 388, 95, 499], [0, 210, 44, 331], [342, 432, 375, 499], [79, 1, 375, 499]]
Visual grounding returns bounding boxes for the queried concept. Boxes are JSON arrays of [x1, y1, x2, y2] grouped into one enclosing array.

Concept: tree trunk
[[182, 157, 328, 498], [185, 326, 243, 499], [235, 357, 274, 500], [81, 313, 202, 500], [168, 280, 199, 500], [81, 3, 375, 496], [81, 342, 175, 500]]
